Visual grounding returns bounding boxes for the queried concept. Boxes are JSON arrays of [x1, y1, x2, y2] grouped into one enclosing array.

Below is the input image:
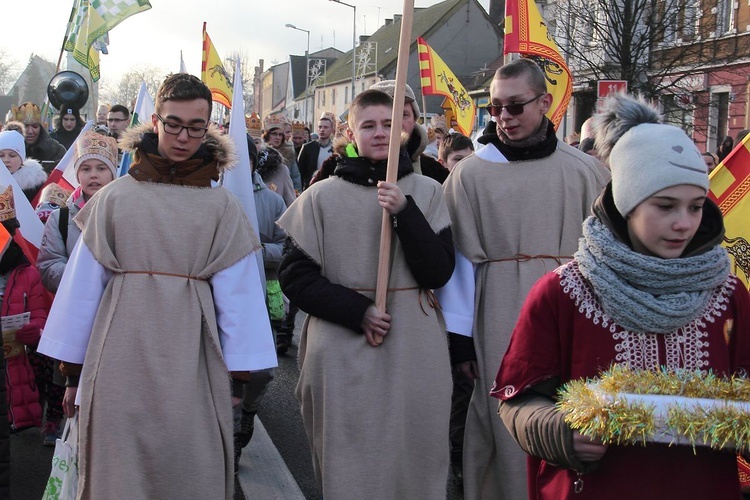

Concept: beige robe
[[443, 143, 609, 500], [278, 174, 452, 500], [74, 176, 258, 499]]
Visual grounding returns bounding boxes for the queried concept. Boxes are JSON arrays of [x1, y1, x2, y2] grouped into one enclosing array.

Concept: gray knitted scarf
[[575, 216, 731, 334]]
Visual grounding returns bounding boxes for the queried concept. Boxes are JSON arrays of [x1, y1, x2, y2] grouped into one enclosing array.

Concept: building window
[[322, 89, 326, 106], [708, 90, 730, 151], [332, 88, 336, 105], [661, 93, 694, 135], [663, 0, 697, 43], [716, 0, 736, 34], [345, 86, 349, 104]]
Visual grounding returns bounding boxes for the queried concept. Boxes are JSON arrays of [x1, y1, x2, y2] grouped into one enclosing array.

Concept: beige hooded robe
[[278, 171, 453, 500], [443, 142, 609, 500]]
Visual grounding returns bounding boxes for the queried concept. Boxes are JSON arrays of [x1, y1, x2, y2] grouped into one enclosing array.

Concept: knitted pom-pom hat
[[594, 93, 708, 216]]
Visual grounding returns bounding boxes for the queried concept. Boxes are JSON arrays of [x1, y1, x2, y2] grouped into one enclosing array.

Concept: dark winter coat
[[51, 122, 85, 151], [2, 263, 48, 431], [25, 128, 66, 175], [297, 140, 333, 190]]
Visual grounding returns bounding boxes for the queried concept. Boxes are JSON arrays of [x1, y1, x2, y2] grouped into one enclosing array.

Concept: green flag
[[64, 0, 152, 81]]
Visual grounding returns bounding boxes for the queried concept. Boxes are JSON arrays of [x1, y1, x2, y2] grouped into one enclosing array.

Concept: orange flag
[[201, 23, 233, 109], [417, 37, 475, 136], [504, 0, 571, 129], [708, 132, 750, 289], [0, 225, 10, 258]]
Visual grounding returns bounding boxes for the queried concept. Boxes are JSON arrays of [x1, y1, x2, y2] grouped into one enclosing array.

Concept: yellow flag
[[504, 0, 572, 129], [201, 23, 233, 109], [417, 37, 475, 136], [708, 133, 750, 289], [69, 0, 104, 81]]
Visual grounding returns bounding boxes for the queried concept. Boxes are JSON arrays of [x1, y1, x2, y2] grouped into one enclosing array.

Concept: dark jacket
[[25, 127, 66, 175], [279, 142, 455, 334], [51, 124, 84, 151], [297, 140, 333, 190], [420, 154, 449, 184]]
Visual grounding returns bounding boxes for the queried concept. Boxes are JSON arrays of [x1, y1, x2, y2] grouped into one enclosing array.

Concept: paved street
[[10, 315, 463, 499]]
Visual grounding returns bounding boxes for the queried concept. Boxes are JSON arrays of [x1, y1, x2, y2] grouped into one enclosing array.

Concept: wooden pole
[[373, 0, 415, 345], [56, 1, 78, 75]]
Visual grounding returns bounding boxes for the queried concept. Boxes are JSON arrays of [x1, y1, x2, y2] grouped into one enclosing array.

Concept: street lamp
[[286, 23, 311, 127], [329, 0, 356, 103]]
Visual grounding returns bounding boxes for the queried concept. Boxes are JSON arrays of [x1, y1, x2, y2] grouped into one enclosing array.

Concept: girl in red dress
[[493, 93, 750, 500]]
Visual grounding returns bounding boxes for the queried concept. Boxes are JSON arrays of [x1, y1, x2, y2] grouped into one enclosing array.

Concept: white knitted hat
[[595, 94, 708, 216], [0, 130, 26, 162]]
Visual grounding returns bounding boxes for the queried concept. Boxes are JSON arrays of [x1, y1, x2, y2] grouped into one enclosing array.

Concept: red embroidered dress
[[493, 261, 750, 500]]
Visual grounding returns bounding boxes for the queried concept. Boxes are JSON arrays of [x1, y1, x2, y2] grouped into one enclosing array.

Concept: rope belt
[[352, 286, 441, 316], [488, 254, 573, 273], [120, 270, 209, 281]]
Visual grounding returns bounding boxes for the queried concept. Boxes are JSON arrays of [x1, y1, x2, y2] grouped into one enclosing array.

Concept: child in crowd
[[702, 151, 719, 174], [438, 132, 475, 172], [234, 140, 288, 478], [277, 89, 455, 499], [493, 93, 750, 499], [0, 185, 48, 433], [0, 130, 47, 201], [32, 131, 117, 446], [437, 129, 477, 485], [37, 131, 118, 293]]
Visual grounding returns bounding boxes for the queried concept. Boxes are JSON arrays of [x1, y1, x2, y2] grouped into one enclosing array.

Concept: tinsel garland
[[556, 365, 750, 453]]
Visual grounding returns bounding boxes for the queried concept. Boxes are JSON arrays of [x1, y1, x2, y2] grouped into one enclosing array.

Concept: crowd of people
[[0, 57, 748, 500]]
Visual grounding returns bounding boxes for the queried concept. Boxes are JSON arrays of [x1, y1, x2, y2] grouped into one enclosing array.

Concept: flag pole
[[373, 0, 415, 345], [56, 0, 79, 74]]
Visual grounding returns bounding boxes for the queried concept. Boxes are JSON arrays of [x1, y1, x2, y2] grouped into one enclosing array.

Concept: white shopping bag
[[42, 414, 79, 500]]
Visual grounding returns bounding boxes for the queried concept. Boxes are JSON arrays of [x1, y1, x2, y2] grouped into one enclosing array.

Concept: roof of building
[[320, 0, 467, 86]]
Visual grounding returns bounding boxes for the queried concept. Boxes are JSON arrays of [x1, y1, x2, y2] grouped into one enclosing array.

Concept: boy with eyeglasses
[[105, 104, 130, 140], [438, 57, 609, 500], [38, 73, 277, 499]]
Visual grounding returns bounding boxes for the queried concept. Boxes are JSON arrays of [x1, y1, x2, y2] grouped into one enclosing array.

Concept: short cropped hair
[[439, 133, 474, 162], [109, 104, 130, 119], [494, 58, 547, 95], [349, 89, 394, 126], [155, 73, 213, 118]]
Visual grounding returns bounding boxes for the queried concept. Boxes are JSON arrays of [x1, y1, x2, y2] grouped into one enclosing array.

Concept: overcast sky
[[5, 0, 491, 86]]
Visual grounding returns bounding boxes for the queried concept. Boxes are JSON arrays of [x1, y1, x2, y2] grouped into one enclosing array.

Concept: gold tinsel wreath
[[556, 365, 750, 452]]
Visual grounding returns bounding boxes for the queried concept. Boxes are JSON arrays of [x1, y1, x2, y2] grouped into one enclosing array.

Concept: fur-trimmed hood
[[12, 158, 47, 190], [119, 123, 237, 172]]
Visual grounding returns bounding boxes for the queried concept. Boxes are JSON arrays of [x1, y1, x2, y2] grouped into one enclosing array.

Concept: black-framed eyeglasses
[[488, 94, 545, 117], [156, 114, 209, 138], [268, 131, 284, 137]]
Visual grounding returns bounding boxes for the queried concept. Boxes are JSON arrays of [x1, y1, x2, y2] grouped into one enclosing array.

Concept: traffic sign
[[597, 80, 628, 98]]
